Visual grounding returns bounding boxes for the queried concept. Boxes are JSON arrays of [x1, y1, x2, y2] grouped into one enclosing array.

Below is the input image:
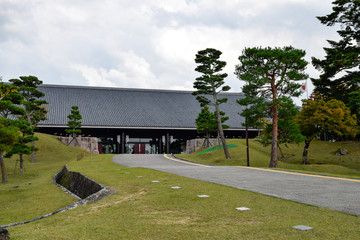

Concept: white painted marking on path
[[163, 154, 211, 167]]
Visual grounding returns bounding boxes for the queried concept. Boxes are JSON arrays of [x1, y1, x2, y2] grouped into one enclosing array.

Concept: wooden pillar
[[166, 132, 170, 154], [158, 136, 162, 154], [121, 132, 125, 154], [116, 135, 120, 154]]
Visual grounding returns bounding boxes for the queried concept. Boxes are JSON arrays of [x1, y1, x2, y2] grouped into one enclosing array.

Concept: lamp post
[[245, 116, 250, 167]]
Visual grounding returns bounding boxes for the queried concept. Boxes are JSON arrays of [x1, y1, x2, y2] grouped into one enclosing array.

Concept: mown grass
[[1, 133, 359, 239], [0, 133, 89, 224], [178, 139, 360, 179]]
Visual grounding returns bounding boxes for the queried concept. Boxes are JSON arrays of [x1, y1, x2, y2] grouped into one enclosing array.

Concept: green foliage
[[195, 106, 229, 135], [0, 82, 18, 101], [237, 97, 268, 129], [348, 90, 360, 127], [260, 97, 305, 147], [66, 106, 82, 136], [9, 76, 48, 128], [311, 0, 360, 109], [0, 83, 25, 181], [5, 120, 38, 158], [0, 83, 25, 118], [235, 46, 308, 99], [195, 106, 218, 135], [235, 46, 308, 167], [193, 48, 231, 159], [0, 118, 19, 153], [192, 48, 230, 106], [296, 97, 358, 142], [296, 96, 358, 164], [9, 76, 48, 163]]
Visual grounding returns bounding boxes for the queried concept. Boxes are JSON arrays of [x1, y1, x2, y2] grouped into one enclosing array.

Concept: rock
[[0, 228, 10, 240], [336, 148, 349, 155]]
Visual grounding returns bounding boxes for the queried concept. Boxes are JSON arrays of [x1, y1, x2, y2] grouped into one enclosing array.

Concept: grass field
[[177, 139, 360, 179], [1, 133, 359, 239]]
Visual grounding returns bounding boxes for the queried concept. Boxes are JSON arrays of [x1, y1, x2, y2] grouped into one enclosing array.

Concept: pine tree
[[235, 46, 308, 168], [65, 106, 82, 146], [0, 119, 19, 182], [193, 48, 231, 159], [5, 120, 38, 173], [0, 82, 24, 182], [311, 0, 359, 109], [259, 97, 305, 160], [9, 76, 48, 163], [195, 106, 229, 148]]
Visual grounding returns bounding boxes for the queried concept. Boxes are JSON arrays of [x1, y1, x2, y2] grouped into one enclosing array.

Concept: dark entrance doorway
[[134, 143, 146, 154]]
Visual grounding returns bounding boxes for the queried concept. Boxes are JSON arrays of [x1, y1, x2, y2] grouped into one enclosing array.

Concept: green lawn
[[177, 139, 360, 179], [1, 133, 359, 239]]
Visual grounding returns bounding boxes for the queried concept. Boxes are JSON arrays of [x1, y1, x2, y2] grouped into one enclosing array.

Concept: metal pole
[[246, 118, 250, 167]]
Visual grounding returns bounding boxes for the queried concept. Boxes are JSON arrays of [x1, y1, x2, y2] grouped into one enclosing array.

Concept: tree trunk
[[19, 154, 23, 173], [269, 102, 278, 168], [246, 123, 250, 166], [31, 140, 35, 163], [0, 151, 7, 183], [202, 133, 211, 148], [302, 139, 311, 164], [213, 94, 231, 159], [26, 110, 36, 163], [278, 144, 285, 161]]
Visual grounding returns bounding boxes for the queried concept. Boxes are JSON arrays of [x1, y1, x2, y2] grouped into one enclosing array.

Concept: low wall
[[55, 165, 103, 199], [0, 166, 115, 229], [57, 137, 99, 154], [185, 138, 220, 154]]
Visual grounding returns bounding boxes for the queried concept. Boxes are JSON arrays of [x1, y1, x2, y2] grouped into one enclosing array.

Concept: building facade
[[37, 84, 258, 154]]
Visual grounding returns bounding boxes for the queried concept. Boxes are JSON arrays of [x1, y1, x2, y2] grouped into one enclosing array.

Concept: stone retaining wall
[[56, 137, 99, 154]]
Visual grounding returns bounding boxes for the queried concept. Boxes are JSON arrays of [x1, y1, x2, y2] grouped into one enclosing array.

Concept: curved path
[[112, 154, 360, 216]]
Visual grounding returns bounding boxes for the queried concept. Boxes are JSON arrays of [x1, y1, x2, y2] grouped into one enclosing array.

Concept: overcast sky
[[0, 0, 339, 104]]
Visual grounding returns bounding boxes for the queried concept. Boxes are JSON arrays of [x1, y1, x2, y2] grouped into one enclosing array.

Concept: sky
[[0, 0, 339, 104]]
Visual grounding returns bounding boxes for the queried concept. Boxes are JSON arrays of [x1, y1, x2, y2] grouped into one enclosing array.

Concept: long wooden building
[[37, 84, 257, 154]]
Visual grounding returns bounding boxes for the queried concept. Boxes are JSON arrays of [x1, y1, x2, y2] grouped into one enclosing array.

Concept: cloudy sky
[[0, 0, 339, 103]]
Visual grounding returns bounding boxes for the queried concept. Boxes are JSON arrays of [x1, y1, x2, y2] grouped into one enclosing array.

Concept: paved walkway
[[112, 154, 360, 216]]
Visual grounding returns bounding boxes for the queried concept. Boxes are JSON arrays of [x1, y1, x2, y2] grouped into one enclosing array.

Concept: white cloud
[[71, 64, 116, 87], [0, 0, 338, 103], [71, 50, 161, 89]]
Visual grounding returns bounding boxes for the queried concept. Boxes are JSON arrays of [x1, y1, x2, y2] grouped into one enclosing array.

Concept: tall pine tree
[[235, 46, 308, 168], [9, 76, 48, 163], [311, 0, 359, 110], [193, 48, 231, 159]]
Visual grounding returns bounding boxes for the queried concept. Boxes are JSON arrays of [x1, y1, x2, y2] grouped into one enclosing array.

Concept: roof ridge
[[39, 84, 243, 95]]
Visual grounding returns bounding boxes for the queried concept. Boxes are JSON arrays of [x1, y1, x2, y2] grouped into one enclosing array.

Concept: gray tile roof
[[38, 84, 246, 129]]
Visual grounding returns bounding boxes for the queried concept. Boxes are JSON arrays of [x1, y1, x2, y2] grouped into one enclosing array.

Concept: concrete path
[[112, 154, 360, 216]]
